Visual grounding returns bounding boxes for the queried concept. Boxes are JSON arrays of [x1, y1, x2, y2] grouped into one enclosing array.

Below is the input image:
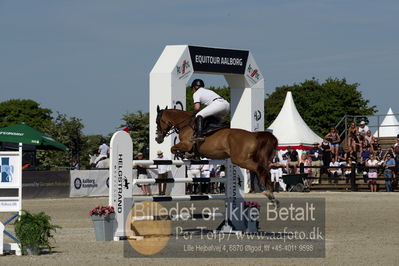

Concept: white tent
[[373, 108, 399, 137], [267, 91, 322, 150]]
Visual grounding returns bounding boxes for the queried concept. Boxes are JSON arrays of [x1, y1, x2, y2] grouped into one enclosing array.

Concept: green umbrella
[[0, 124, 68, 151]]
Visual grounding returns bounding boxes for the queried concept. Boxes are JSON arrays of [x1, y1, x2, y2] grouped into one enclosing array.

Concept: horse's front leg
[[260, 171, 280, 208], [171, 141, 193, 155]]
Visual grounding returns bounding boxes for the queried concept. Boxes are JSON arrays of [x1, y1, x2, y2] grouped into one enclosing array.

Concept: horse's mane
[[164, 109, 193, 117]]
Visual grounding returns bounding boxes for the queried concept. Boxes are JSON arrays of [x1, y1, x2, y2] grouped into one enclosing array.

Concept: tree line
[[0, 78, 376, 169]]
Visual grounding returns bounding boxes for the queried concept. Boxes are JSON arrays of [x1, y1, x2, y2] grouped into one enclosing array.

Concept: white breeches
[[188, 170, 201, 178], [270, 169, 280, 182], [196, 99, 229, 119], [94, 154, 107, 164]]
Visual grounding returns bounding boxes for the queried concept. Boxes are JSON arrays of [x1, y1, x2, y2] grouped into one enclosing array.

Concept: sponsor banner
[[0, 200, 19, 212], [244, 53, 263, 87], [188, 46, 249, 74], [0, 153, 22, 188], [0, 149, 22, 213], [69, 170, 109, 197], [110, 131, 133, 239], [174, 48, 193, 81]]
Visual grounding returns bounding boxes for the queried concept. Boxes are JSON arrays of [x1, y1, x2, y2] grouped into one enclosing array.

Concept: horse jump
[[155, 107, 279, 203], [109, 131, 250, 241]]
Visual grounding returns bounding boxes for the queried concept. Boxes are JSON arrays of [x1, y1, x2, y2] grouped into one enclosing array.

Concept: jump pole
[[109, 131, 246, 241]]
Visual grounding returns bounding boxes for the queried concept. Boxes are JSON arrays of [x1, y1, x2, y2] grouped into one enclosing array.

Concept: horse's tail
[[253, 132, 278, 188]]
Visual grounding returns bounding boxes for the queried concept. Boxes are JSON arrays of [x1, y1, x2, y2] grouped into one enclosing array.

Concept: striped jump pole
[[134, 194, 226, 202], [133, 177, 227, 185], [132, 212, 225, 222], [110, 131, 247, 241], [133, 159, 227, 166]]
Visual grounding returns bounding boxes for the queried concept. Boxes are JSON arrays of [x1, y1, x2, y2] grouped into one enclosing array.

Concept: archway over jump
[[149, 45, 265, 192]]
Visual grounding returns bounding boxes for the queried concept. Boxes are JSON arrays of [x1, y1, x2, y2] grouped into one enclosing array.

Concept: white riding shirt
[[193, 87, 222, 106], [193, 87, 229, 119]]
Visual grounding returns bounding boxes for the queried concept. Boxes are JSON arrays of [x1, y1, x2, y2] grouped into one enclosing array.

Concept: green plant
[[14, 210, 62, 255]]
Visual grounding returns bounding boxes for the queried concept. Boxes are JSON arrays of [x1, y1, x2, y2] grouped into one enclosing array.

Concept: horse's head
[[155, 105, 171, 144]]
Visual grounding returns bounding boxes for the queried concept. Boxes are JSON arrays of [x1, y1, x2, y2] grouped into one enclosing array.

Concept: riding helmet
[[191, 79, 205, 88]]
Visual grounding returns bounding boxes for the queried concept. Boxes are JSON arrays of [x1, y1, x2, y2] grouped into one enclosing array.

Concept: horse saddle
[[201, 116, 229, 136]]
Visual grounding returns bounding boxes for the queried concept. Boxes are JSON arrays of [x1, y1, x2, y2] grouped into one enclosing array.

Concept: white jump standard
[[109, 131, 251, 241]]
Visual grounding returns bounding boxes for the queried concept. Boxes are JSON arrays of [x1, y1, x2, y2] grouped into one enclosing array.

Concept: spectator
[[358, 121, 370, 135], [320, 138, 332, 175], [366, 154, 379, 192], [135, 153, 150, 195], [280, 154, 289, 175], [210, 164, 222, 193], [343, 158, 354, 184], [155, 150, 170, 195], [395, 134, 399, 175], [309, 142, 322, 184], [394, 137, 399, 148], [325, 127, 340, 160], [371, 135, 379, 152], [364, 130, 373, 152], [187, 163, 202, 194], [200, 159, 211, 194], [337, 146, 346, 164], [94, 141, 110, 165], [382, 153, 395, 192], [70, 156, 80, 170], [359, 145, 372, 181], [269, 155, 280, 192], [328, 157, 342, 183], [297, 153, 312, 187], [375, 146, 385, 161], [395, 147, 399, 177], [286, 146, 299, 174], [345, 145, 358, 162], [348, 122, 359, 152], [218, 165, 226, 193]]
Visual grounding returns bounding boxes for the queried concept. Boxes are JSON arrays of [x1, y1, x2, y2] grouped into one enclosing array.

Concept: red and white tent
[[374, 108, 399, 137], [267, 91, 322, 151]]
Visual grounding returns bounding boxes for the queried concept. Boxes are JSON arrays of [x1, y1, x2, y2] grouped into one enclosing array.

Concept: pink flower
[[89, 205, 115, 217]]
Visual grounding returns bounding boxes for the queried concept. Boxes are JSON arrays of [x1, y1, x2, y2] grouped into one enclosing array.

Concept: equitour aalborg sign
[[188, 46, 249, 74]]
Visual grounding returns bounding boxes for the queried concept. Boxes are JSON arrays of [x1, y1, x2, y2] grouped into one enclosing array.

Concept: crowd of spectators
[[186, 160, 225, 195], [133, 121, 398, 195], [268, 122, 398, 192]]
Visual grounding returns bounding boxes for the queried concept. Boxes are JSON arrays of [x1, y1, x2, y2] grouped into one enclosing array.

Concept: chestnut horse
[[155, 107, 279, 204]]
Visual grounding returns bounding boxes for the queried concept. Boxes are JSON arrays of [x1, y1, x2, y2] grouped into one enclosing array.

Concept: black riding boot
[[195, 115, 204, 139]]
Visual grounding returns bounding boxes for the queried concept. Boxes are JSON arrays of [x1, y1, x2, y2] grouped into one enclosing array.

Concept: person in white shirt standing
[[187, 163, 202, 194], [366, 154, 379, 192], [200, 158, 212, 194], [94, 142, 110, 164], [155, 150, 170, 195], [191, 79, 230, 141]]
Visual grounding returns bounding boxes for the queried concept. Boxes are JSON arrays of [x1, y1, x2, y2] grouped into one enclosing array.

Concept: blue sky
[[1, 0, 398, 135]]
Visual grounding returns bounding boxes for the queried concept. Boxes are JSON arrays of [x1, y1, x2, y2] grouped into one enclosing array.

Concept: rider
[[191, 79, 230, 141], [94, 141, 110, 165]]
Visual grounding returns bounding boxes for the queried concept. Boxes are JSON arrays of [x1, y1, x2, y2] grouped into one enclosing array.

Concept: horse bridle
[[156, 109, 177, 138], [156, 109, 194, 138]]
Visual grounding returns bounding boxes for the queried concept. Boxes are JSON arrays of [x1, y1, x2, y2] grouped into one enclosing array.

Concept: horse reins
[[156, 110, 194, 137]]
